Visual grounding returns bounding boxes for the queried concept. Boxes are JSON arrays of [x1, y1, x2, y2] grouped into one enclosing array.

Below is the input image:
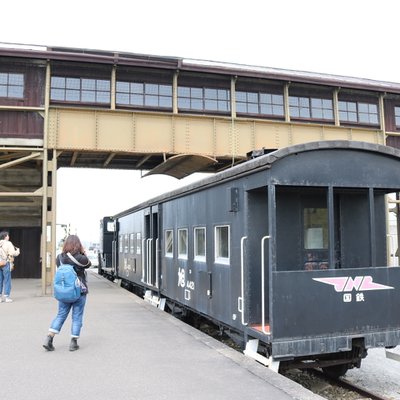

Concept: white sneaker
[[0, 297, 3, 303], [4, 297, 13, 303]]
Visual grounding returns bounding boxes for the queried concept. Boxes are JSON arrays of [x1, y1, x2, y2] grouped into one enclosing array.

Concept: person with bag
[[43, 234, 91, 352], [0, 231, 20, 303]]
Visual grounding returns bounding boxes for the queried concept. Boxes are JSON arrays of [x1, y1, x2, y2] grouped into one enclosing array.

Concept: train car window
[[129, 233, 135, 255], [303, 207, 329, 270], [304, 208, 328, 250], [165, 230, 173, 257], [119, 235, 123, 253], [124, 234, 129, 254], [136, 232, 141, 255], [106, 221, 115, 232], [215, 225, 230, 264], [178, 229, 188, 259], [194, 227, 206, 261]]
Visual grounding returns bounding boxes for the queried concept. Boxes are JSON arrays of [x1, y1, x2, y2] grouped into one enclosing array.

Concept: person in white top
[[0, 231, 20, 303]]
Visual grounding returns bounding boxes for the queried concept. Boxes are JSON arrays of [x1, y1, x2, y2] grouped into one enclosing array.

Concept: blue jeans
[[0, 263, 11, 296], [49, 295, 87, 337]]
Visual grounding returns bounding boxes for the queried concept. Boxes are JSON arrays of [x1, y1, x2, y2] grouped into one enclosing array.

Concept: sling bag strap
[[66, 252, 87, 267]]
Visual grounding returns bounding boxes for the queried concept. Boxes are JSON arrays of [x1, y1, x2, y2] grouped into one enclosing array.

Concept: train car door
[[143, 206, 159, 288], [242, 187, 270, 332]]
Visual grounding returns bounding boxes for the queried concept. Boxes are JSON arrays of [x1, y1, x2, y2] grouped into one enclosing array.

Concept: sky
[[2, 0, 400, 244]]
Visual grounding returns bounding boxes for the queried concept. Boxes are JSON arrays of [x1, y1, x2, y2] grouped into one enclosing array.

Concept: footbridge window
[[338, 100, 379, 125], [116, 81, 172, 108], [0, 72, 24, 98], [395, 106, 400, 128], [50, 76, 111, 104], [289, 96, 333, 121], [236, 91, 284, 117], [178, 86, 230, 113]]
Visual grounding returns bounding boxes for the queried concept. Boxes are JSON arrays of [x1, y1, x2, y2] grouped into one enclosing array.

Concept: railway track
[[191, 315, 390, 400], [338, 375, 389, 400], [287, 368, 391, 400]]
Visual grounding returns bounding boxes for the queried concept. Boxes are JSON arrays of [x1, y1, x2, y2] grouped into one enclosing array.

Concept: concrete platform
[[1, 270, 323, 400]]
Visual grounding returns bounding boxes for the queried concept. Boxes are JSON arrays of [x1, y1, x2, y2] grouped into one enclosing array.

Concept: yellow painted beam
[[0, 152, 41, 169], [48, 108, 385, 157]]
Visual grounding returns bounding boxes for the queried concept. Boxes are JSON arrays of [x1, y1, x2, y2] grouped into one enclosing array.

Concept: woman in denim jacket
[[43, 234, 91, 352]]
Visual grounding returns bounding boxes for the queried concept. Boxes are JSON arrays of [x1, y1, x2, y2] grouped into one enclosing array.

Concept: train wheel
[[322, 364, 349, 378]]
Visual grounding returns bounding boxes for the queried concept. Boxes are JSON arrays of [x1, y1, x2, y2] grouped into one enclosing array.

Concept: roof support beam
[[0, 152, 41, 169]]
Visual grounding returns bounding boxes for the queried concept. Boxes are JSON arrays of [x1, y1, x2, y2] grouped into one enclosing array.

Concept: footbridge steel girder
[[47, 108, 385, 165]]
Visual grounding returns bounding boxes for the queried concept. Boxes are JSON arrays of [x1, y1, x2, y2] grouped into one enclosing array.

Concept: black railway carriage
[[99, 140, 400, 376]]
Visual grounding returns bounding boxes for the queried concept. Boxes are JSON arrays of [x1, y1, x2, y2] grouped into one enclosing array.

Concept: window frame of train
[[129, 233, 135, 255], [178, 228, 188, 260], [0, 72, 24, 99], [194, 226, 206, 262], [119, 234, 123, 253], [303, 206, 329, 270], [124, 234, 129, 254], [276, 185, 390, 271], [165, 229, 174, 257], [136, 232, 141, 255], [214, 225, 230, 265]]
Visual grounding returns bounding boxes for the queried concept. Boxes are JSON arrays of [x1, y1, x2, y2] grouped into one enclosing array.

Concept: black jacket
[[56, 252, 91, 292]]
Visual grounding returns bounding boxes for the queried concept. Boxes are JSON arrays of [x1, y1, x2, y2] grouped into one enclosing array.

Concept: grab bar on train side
[[155, 238, 159, 288], [141, 239, 146, 282], [147, 239, 153, 285], [112, 240, 117, 273], [240, 236, 248, 326], [261, 235, 271, 334]]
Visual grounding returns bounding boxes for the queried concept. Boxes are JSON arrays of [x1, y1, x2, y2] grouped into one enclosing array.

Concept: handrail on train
[[240, 236, 248, 326], [261, 235, 271, 334], [141, 239, 146, 282], [386, 234, 398, 267], [146, 238, 153, 285], [155, 238, 159, 288]]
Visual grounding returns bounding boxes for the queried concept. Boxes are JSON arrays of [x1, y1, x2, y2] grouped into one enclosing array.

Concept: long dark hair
[[62, 235, 84, 255]]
